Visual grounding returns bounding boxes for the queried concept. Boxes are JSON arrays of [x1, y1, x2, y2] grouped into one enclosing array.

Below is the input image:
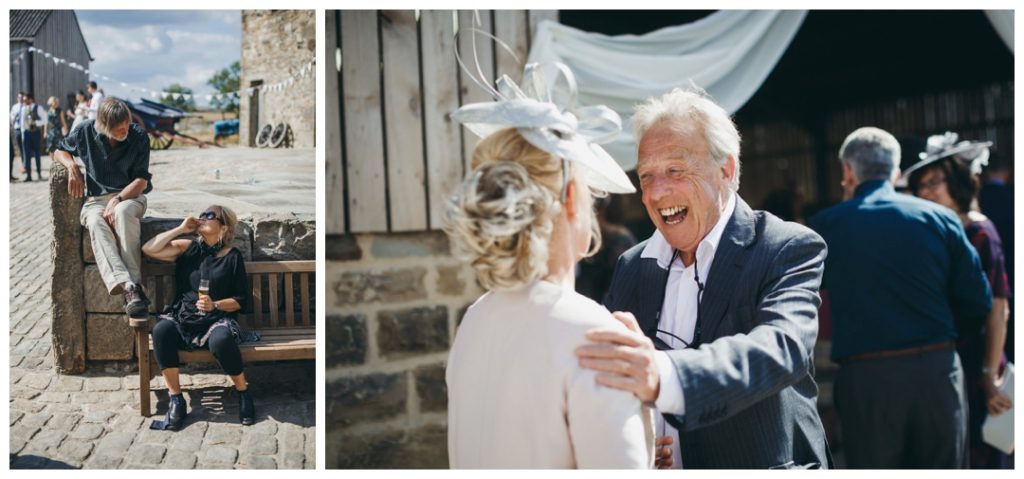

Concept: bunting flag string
[[23, 46, 314, 103]]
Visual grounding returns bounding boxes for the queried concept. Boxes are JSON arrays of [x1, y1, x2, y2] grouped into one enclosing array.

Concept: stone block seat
[[131, 260, 316, 416]]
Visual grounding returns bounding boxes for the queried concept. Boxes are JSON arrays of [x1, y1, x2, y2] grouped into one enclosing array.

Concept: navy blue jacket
[[809, 180, 991, 361]]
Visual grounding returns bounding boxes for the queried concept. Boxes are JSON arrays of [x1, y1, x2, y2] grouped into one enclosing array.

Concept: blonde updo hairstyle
[[445, 128, 603, 291]]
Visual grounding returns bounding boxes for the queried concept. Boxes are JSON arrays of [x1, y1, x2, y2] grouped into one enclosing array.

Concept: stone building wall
[[325, 232, 483, 468], [240, 10, 316, 148]]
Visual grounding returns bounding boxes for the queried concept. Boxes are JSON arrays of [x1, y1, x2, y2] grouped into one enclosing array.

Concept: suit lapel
[[635, 258, 671, 342], [696, 197, 757, 345]]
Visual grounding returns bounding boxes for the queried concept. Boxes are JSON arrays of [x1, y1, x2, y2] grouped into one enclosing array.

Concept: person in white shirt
[[18, 92, 48, 181], [10, 91, 25, 181], [68, 89, 89, 131], [575, 88, 833, 469], [86, 81, 104, 120], [444, 62, 654, 469]]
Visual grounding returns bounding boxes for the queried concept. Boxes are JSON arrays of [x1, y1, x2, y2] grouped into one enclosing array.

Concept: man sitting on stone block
[[53, 97, 153, 318]]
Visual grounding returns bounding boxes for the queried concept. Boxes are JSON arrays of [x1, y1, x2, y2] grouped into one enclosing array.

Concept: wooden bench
[[129, 260, 316, 417]]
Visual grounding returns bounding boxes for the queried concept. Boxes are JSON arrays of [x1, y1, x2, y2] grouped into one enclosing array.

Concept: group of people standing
[[442, 58, 1011, 469], [813, 128, 1012, 469], [9, 81, 102, 182]]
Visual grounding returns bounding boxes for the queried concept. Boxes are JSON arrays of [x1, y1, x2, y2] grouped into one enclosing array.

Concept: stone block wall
[[240, 10, 316, 148], [325, 232, 483, 468]]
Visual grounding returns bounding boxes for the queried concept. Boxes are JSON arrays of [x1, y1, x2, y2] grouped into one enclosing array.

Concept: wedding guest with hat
[[905, 132, 1012, 469], [444, 61, 654, 469]]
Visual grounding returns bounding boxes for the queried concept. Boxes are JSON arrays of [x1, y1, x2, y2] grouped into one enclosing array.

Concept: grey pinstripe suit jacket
[[604, 197, 833, 469]]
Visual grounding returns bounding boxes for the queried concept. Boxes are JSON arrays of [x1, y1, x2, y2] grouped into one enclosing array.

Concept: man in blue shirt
[[809, 127, 991, 469], [54, 97, 153, 318]]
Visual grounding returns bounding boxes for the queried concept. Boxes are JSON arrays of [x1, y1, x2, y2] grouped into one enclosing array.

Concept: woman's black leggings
[[152, 319, 245, 376]]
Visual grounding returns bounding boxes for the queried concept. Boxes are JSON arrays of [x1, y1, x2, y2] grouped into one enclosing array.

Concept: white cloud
[[76, 10, 241, 107]]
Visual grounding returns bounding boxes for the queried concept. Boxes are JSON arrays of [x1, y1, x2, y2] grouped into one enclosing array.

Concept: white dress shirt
[[11, 103, 24, 129], [87, 91, 104, 120], [641, 192, 736, 468]]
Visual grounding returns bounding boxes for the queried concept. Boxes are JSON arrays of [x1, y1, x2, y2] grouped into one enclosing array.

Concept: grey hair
[[632, 87, 742, 191], [838, 127, 901, 182], [95, 97, 132, 136]]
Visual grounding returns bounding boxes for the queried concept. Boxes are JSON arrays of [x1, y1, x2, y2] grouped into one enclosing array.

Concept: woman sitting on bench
[[142, 204, 257, 429]]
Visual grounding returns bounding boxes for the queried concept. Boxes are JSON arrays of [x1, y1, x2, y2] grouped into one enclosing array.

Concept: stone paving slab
[[9, 155, 316, 469], [143, 147, 315, 220]]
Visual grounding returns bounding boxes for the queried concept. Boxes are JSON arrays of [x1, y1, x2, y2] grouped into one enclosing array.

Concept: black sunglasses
[[198, 211, 225, 224]]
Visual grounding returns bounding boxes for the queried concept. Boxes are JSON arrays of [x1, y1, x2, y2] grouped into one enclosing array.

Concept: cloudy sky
[[76, 10, 240, 108]]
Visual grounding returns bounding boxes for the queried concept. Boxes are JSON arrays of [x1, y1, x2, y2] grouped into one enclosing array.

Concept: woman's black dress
[[160, 240, 256, 347]]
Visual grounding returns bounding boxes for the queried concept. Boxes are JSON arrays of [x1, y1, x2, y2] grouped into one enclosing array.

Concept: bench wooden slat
[[163, 341, 316, 363], [246, 261, 315, 273], [268, 273, 280, 328], [300, 272, 310, 327], [146, 326, 315, 342], [284, 273, 295, 327], [252, 273, 263, 327], [253, 328, 317, 337], [145, 261, 314, 276], [142, 263, 176, 275]]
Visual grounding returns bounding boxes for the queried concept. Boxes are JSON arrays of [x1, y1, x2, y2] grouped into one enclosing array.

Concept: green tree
[[159, 83, 196, 111], [207, 60, 241, 117]]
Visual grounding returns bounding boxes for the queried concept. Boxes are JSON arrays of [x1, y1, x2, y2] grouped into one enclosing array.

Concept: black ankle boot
[[238, 389, 256, 426], [166, 394, 187, 430]]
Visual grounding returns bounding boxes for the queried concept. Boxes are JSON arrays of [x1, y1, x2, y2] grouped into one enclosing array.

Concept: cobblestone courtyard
[[9, 157, 316, 469]]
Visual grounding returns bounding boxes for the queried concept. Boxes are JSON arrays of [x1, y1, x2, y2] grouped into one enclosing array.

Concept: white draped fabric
[[985, 10, 1014, 54], [528, 11, 807, 171]]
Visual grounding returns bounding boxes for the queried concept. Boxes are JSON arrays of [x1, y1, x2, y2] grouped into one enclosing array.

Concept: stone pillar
[[49, 163, 86, 374]]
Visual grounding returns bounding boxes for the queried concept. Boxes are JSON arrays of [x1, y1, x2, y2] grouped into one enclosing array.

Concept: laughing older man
[[576, 88, 832, 469]]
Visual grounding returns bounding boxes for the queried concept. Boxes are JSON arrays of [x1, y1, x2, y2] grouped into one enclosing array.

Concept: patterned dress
[[45, 107, 63, 153], [959, 218, 1012, 469]]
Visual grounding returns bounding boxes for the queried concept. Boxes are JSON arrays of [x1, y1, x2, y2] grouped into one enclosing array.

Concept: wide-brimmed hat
[[898, 131, 991, 187]]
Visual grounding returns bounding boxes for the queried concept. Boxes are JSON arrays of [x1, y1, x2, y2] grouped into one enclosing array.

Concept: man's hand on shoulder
[[575, 311, 660, 403]]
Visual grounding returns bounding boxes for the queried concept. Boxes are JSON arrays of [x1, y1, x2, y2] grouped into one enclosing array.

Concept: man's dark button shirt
[[809, 179, 992, 361], [56, 119, 153, 197]]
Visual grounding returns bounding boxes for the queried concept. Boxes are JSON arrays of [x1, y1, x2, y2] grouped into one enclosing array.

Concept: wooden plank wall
[[739, 81, 1014, 209], [327, 10, 557, 234], [821, 81, 1014, 203]]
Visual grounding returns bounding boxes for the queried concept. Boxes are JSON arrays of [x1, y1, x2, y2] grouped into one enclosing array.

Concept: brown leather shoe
[[124, 283, 150, 318]]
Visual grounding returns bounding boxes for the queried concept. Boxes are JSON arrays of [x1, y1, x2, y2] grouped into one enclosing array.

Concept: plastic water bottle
[[214, 168, 221, 180]]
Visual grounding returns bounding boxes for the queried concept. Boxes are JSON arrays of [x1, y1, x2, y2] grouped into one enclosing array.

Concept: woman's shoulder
[[541, 284, 623, 332]]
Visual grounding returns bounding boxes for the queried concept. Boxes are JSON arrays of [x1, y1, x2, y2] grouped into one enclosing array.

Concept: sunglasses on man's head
[[198, 211, 225, 224]]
